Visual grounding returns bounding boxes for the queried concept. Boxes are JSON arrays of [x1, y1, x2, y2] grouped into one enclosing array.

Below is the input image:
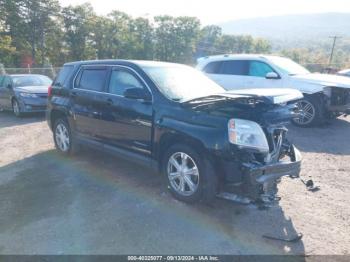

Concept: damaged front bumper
[[242, 145, 302, 203]]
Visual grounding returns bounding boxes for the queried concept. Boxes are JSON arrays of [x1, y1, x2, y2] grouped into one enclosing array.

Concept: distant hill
[[220, 13, 350, 47]]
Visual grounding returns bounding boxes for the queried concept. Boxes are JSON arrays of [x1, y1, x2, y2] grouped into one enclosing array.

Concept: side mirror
[[265, 72, 279, 79], [124, 87, 151, 101]]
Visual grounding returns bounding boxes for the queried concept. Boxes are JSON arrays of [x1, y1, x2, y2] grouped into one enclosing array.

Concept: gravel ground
[[0, 111, 349, 256]]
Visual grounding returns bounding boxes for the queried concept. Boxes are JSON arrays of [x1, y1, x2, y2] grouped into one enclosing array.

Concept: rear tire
[[53, 118, 80, 155], [162, 144, 217, 203], [292, 95, 325, 127]]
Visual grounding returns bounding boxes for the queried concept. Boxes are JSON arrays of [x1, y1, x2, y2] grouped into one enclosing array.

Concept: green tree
[[196, 25, 222, 56], [0, 35, 17, 66], [154, 15, 200, 64], [62, 3, 96, 61]]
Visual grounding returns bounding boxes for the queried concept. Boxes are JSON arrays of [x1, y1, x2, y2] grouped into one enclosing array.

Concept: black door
[[70, 66, 109, 141], [98, 66, 153, 156]]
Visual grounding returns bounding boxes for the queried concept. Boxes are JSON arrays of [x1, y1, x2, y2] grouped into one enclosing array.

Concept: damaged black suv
[[47, 60, 302, 205]]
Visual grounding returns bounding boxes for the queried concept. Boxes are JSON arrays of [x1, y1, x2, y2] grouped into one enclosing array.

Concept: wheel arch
[[50, 109, 69, 130], [157, 132, 209, 171]]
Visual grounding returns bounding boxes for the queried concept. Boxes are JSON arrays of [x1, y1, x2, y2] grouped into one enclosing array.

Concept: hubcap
[[55, 123, 70, 152], [294, 100, 315, 125], [167, 152, 199, 196]]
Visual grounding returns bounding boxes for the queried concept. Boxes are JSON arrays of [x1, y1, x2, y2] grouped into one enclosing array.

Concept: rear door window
[[75, 67, 108, 92], [220, 60, 248, 75]]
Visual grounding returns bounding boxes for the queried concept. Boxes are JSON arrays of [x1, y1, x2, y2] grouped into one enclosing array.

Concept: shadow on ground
[[0, 111, 45, 128], [287, 117, 350, 155], [0, 149, 305, 255]]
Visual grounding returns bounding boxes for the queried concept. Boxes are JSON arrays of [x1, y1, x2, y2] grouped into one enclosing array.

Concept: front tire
[[292, 95, 325, 127], [162, 144, 217, 203], [12, 99, 22, 117]]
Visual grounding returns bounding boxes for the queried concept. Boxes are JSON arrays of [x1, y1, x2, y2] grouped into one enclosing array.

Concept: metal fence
[[0, 65, 61, 79]]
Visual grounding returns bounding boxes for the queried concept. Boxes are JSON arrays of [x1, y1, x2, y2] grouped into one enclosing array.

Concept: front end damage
[[210, 91, 303, 205], [219, 126, 301, 206], [242, 137, 301, 204], [326, 87, 350, 116], [184, 89, 305, 206]]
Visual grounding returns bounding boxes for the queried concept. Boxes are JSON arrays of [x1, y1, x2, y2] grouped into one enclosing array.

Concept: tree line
[[0, 0, 271, 67]]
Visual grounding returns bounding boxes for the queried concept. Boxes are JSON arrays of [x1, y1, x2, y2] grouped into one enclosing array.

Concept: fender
[[153, 115, 228, 163]]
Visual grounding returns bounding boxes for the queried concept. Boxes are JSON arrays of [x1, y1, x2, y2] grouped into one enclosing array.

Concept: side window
[[2, 76, 12, 88], [108, 69, 144, 96], [220, 60, 248, 76], [249, 61, 275, 77], [0, 76, 4, 87], [54, 65, 74, 87], [203, 61, 222, 74], [76, 68, 108, 92]]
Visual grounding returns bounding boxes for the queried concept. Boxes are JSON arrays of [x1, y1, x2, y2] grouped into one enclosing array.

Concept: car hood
[[183, 89, 300, 126], [14, 85, 49, 94], [226, 88, 303, 104], [291, 73, 350, 88], [183, 88, 302, 107]]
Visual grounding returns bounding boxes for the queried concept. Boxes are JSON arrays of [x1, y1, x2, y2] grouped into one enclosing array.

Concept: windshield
[[12, 75, 52, 88], [269, 57, 310, 75], [141, 64, 224, 102]]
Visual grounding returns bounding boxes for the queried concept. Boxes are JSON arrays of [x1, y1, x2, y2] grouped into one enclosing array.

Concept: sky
[[59, 0, 350, 24]]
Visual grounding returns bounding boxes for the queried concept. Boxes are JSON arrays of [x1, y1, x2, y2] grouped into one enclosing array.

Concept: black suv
[[47, 60, 302, 204]]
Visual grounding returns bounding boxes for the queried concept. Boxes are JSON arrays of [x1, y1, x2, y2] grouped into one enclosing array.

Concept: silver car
[[0, 74, 52, 117]]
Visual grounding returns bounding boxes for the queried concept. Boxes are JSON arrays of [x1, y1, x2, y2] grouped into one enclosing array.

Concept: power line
[[329, 36, 342, 67]]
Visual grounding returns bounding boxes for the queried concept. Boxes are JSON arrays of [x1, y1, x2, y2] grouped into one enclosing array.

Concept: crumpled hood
[[14, 85, 49, 94], [226, 88, 303, 104], [291, 73, 350, 88]]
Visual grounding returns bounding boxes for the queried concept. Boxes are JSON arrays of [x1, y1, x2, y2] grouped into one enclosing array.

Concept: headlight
[[228, 119, 269, 152], [19, 92, 38, 98]]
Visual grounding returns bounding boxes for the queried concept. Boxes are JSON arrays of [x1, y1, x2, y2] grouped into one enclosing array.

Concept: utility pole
[[328, 36, 341, 68]]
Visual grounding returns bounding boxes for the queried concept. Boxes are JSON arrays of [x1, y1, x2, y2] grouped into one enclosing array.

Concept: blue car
[[0, 74, 52, 117]]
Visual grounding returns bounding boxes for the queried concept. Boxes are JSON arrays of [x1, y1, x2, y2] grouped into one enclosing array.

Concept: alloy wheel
[[167, 152, 199, 196], [293, 100, 316, 125], [55, 122, 70, 152]]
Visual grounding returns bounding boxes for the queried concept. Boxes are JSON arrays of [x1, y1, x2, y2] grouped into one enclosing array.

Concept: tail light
[[48, 86, 52, 97]]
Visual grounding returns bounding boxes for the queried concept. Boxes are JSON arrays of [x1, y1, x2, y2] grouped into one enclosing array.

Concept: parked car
[[338, 69, 350, 78], [47, 60, 302, 205], [0, 74, 52, 117], [196, 54, 350, 127]]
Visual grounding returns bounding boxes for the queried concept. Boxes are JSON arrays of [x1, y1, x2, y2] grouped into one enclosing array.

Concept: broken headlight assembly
[[228, 119, 269, 153]]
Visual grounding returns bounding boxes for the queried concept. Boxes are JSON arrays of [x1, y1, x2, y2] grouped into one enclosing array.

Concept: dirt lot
[[0, 111, 349, 255]]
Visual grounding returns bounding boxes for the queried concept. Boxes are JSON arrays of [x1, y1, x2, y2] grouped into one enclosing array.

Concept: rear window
[[76, 68, 108, 92], [53, 65, 74, 88], [12, 75, 52, 87], [203, 61, 222, 74], [220, 60, 248, 75]]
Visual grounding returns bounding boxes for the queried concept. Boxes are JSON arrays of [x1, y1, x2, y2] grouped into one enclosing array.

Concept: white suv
[[196, 54, 350, 127]]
